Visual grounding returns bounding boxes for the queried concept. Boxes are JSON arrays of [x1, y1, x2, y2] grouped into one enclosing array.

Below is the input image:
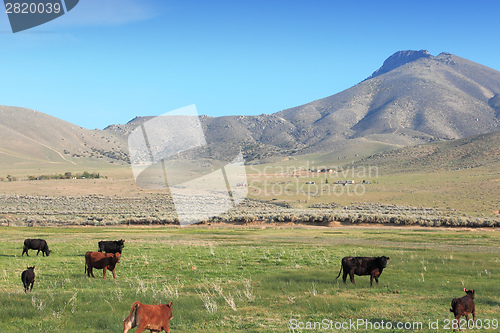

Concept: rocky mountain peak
[[366, 49, 433, 80]]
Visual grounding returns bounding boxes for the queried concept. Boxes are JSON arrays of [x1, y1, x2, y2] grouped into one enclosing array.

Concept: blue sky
[[1, 0, 499, 129]]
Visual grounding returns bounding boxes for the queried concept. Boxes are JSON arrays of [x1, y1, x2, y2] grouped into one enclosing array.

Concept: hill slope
[[0, 105, 128, 173], [350, 130, 500, 174]]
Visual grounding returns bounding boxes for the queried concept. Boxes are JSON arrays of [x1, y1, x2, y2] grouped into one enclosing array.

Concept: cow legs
[[349, 272, 355, 284], [111, 268, 116, 279], [133, 322, 148, 333], [29, 281, 34, 292], [453, 315, 461, 332], [123, 321, 133, 333], [103, 267, 107, 279], [22, 249, 28, 256], [370, 275, 373, 286], [342, 271, 348, 284]]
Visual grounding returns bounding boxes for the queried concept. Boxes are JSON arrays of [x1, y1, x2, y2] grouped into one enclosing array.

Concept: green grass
[[1, 226, 499, 332]]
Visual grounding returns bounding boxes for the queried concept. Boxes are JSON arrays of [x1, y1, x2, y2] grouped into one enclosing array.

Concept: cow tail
[[126, 301, 140, 325], [450, 299, 456, 312], [335, 264, 343, 279]]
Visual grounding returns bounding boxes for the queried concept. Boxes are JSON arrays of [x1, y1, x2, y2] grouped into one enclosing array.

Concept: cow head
[[114, 252, 121, 263], [165, 301, 173, 319], [464, 288, 475, 298], [378, 256, 390, 268]]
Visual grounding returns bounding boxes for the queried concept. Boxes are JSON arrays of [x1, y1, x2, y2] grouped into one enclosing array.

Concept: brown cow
[[450, 288, 475, 331], [123, 301, 173, 333], [85, 251, 121, 279]]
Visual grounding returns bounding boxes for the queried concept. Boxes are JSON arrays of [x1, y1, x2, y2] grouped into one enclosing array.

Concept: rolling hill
[[0, 105, 128, 174], [350, 130, 500, 174]]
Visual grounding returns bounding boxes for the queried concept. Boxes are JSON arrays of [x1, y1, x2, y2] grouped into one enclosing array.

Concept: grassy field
[[2, 161, 498, 218], [245, 164, 499, 217], [0, 226, 499, 332]]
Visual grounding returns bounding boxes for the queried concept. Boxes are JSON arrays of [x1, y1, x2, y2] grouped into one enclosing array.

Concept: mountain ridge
[[1, 50, 499, 169], [108, 50, 499, 161], [365, 49, 433, 80]]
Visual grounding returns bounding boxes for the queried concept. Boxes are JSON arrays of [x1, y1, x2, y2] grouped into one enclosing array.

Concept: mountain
[[2, 50, 500, 170], [275, 51, 500, 152], [106, 50, 500, 161], [0, 105, 128, 172]]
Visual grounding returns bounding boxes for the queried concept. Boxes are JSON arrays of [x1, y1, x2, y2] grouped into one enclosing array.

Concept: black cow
[[336, 256, 390, 286], [22, 239, 51, 257], [450, 288, 475, 331], [21, 266, 35, 292], [98, 239, 125, 254]]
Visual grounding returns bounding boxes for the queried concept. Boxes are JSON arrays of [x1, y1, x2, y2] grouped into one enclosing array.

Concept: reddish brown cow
[[450, 288, 475, 331], [85, 251, 121, 279], [123, 301, 173, 333]]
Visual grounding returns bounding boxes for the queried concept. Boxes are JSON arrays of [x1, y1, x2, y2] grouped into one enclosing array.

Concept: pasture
[[0, 226, 499, 332]]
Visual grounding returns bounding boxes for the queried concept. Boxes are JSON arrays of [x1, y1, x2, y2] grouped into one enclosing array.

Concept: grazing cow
[[336, 256, 390, 286], [22, 239, 51, 257], [98, 239, 125, 254], [85, 251, 121, 279], [21, 266, 35, 292], [450, 288, 475, 331], [123, 301, 173, 333]]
